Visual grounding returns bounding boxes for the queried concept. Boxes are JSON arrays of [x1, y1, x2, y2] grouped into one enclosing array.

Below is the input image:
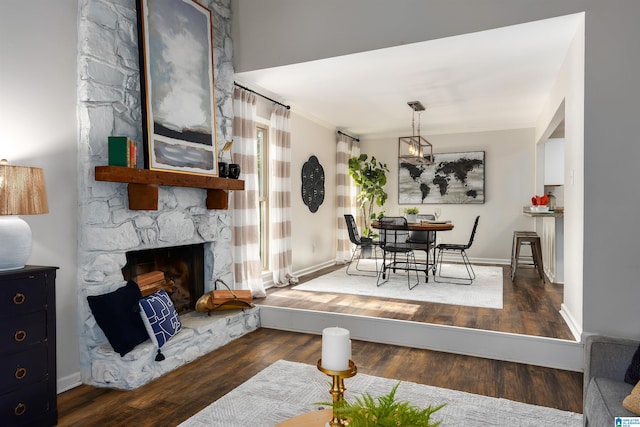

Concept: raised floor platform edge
[[258, 306, 583, 372]]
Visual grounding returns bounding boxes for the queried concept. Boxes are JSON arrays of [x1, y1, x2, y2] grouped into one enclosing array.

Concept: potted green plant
[[348, 154, 389, 237], [403, 207, 419, 223], [322, 382, 445, 427]]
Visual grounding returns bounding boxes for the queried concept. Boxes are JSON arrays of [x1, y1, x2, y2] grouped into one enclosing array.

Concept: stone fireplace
[[76, 0, 259, 390]]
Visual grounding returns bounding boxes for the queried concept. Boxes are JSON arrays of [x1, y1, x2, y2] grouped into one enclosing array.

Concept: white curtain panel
[[231, 88, 265, 297], [335, 133, 360, 263], [269, 105, 297, 287]]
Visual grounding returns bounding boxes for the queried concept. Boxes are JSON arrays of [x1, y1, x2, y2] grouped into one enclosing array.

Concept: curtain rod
[[337, 130, 360, 142], [233, 82, 290, 110]]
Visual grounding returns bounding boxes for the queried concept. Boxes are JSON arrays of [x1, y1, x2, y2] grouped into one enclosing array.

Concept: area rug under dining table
[[291, 260, 504, 309], [178, 360, 581, 426]]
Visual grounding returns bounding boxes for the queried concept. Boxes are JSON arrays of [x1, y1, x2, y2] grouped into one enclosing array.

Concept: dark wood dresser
[[0, 266, 57, 426]]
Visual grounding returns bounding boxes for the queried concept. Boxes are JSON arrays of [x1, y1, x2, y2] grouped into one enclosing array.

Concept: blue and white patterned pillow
[[138, 290, 181, 354]]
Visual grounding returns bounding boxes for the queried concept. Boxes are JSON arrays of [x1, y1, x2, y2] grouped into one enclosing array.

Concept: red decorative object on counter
[[531, 194, 549, 206]]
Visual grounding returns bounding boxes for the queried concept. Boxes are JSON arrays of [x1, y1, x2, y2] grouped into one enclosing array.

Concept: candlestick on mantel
[[321, 327, 351, 371]]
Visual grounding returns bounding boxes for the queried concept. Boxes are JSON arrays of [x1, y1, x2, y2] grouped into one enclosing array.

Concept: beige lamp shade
[[0, 162, 49, 270], [0, 163, 49, 215]]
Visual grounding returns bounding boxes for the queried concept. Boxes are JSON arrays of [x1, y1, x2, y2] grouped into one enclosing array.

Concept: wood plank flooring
[[57, 263, 582, 426], [58, 329, 582, 427], [257, 263, 575, 340]]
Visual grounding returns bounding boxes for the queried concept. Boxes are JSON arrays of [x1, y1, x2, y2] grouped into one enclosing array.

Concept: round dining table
[[371, 219, 454, 281], [371, 220, 454, 232]]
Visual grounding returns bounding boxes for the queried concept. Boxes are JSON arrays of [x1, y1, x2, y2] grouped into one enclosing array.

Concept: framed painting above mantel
[[136, 0, 218, 176], [399, 151, 485, 204]]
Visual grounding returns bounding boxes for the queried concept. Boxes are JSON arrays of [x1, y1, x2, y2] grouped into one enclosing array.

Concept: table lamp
[[0, 159, 49, 270]]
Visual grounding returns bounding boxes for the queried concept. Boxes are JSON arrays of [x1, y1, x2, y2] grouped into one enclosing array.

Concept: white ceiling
[[235, 13, 583, 138]]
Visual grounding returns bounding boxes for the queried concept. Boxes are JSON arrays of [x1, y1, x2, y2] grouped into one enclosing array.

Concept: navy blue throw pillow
[[87, 280, 148, 356], [625, 344, 640, 385], [139, 289, 181, 349]]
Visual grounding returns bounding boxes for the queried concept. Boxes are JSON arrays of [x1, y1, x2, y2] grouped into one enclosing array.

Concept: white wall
[[254, 99, 337, 275], [231, 0, 583, 72], [363, 129, 536, 262], [580, 2, 640, 337], [290, 111, 337, 273], [535, 17, 585, 336], [0, 0, 79, 390]]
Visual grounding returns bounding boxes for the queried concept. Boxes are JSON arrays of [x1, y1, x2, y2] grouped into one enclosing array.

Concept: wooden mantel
[[95, 166, 244, 210]]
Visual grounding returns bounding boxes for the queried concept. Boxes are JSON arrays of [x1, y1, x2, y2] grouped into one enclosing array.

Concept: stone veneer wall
[[76, 0, 258, 390]]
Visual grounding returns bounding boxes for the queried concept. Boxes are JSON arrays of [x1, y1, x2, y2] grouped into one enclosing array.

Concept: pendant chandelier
[[398, 101, 433, 165]]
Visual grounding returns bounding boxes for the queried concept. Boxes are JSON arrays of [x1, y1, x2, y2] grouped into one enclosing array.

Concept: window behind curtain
[[257, 125, 269, 271]]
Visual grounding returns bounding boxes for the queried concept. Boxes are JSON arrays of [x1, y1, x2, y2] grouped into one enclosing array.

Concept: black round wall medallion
[[301, 155, 325, 213]]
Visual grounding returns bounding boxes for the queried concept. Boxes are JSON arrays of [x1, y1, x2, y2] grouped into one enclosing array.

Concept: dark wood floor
[[58, 329, 582, 427], [257, 262, 575, 340], [58, 263, 582, 426]]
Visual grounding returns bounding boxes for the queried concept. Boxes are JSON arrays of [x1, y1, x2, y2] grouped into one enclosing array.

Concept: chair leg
[[511, 240, 522, 281], [360, 244, 381, 275], [346, 245, 379, 277], [434, 249, 474, 285], [460, 249, 476, 281], [511, 235, 545, 282], [377, 250, 420, 289], [376, 249, 389, 287], [345, 246, 358, 275], [407, 251, 420, 290], [435, 247, 445, 278], [532, 240, 545, 282], [510, 234, 517, 278]]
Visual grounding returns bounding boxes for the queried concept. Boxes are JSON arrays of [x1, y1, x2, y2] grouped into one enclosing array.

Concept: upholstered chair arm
[[584, 335, 639, 400]]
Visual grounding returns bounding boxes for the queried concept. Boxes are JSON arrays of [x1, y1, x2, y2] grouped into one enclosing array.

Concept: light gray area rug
[[179, 360, 581, 427], [292, 261, 503, 309]]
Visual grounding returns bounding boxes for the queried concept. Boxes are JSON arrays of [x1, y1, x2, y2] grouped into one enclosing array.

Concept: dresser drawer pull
[[14, 367, 27, 380], [12, 292, 26, 305], [13, 330, 27, 342], [14, 402, 27, 416]]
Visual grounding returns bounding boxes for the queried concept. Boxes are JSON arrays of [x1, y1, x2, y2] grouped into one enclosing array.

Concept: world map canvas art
[[399, 151, 485, 204]]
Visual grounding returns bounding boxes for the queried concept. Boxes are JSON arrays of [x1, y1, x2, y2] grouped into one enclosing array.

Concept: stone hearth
[[75, 0, 258, 390], [89, 309, 259, 390]]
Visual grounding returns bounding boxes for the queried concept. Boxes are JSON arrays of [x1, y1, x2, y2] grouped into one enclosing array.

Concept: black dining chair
[[376, 216, 420, 289], [407, 213, 437, 278], [344, 214, 379, 276], [434, 216, 480, 285]]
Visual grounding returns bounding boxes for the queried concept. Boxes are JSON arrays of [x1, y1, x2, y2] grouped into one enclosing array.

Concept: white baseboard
[[467, 256, 510, 265], [291, 260, 338, 279], [407, 252, 510, 266], [263, 259, 338, 290], [560, 303, 582, 341], [58, 372, 82, 394]]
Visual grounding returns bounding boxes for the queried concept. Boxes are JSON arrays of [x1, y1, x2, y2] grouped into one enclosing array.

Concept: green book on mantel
[[108, 136, 129, 167]]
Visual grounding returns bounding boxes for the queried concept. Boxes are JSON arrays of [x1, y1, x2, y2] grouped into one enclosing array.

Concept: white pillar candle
[[321, 327, 351, 371]]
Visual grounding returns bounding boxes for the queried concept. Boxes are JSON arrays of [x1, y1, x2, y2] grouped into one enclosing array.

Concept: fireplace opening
[[122, 243, 205, 313]]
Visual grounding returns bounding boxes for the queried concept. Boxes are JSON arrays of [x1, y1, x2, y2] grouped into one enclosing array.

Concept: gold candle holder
[[317, 359, 357, 427]]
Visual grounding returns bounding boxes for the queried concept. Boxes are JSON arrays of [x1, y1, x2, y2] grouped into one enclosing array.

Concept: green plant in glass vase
[[348, 154, 389, 238]]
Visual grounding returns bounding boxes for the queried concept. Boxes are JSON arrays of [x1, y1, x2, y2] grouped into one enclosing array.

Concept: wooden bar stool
[[510, 231, 545, 282]]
